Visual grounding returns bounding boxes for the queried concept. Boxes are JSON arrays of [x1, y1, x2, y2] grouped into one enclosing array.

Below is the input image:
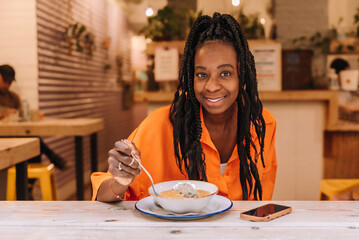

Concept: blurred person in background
[[0, 64, 21, 120]]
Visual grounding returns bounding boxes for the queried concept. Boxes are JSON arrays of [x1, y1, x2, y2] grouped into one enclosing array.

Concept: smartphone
[[240, 204, 292, 222]]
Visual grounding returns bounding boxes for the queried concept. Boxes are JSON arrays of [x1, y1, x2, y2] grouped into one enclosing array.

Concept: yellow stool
[[7, 163, 57, 201], [320, 179, 359, 200]]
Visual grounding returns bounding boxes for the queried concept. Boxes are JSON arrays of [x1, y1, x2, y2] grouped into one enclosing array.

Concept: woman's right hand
[[108, 139, 142, 187]]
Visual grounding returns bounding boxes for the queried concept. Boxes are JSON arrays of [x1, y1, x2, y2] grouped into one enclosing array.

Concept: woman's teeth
[[207, 96, 225, 103]]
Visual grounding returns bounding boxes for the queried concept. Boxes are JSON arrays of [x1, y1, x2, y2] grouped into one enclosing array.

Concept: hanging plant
[[104, 63, 111, 70], [103, 37, 111, 59], [354, 8, 359, 37], [65, 23, 86, 54], [103, 37, 111, 49], [84, 32, 96, 56]]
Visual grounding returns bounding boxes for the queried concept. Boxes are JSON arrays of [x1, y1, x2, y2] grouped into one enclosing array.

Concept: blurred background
[[0, 0, 358, 201]]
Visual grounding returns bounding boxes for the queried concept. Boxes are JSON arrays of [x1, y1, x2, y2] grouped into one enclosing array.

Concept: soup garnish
[[173, 182, 197, 198]]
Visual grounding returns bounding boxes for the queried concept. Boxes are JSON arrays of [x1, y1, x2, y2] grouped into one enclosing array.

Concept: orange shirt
[[91, 105, 277, 201]]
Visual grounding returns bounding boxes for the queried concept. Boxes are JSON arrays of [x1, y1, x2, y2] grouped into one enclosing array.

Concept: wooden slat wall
[[36, 0, 145, 199], [324, 132, 359, 179]]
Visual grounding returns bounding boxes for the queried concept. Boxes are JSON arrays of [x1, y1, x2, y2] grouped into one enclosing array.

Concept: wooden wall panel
[[324, 132, 359, 179], [36, 0, 145, 199]]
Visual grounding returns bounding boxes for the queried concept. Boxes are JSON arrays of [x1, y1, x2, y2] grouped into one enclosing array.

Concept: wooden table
[[0, 138, 40, 200], [0, 201, 357, 239], [0, 118, 104, 200]]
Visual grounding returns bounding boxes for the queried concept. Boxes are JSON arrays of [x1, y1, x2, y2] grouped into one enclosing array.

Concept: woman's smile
[[206, 96, 226, 103], [204, 95, 228, 108]]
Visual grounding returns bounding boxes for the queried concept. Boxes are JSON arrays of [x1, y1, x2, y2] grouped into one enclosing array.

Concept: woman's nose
[[204, 76, 221, 92]]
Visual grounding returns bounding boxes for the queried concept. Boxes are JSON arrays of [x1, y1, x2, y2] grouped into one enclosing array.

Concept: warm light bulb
[[145, 7, 154, 17], [232, 0, 240, 6], [260, 18, 265, 25]]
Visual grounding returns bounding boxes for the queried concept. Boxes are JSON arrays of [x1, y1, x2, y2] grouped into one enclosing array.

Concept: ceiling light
[[145, 7, 154, 17], [232, 0, 240, 6]]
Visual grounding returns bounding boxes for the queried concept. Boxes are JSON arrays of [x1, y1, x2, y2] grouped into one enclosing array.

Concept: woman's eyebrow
[[217, 64, 234, 69], [195, 64, 234, 70], [195, 66, 206, 70]]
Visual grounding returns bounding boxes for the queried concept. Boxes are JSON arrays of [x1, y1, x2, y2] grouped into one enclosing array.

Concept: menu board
[[249, 40, 282, 91], [154, 47, 179, 81]]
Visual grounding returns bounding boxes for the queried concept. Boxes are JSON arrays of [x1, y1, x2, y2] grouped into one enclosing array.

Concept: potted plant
[[329, 10, 359, 54], [283, 31, 333, 90], [139, 6, 185, 41], [233, 7, 264, 39]]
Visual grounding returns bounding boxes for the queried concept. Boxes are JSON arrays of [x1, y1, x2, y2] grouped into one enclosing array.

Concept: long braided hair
[[169, 12, 266, 200]]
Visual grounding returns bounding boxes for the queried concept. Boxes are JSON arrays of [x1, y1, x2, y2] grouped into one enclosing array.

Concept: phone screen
[[242, 204, 290, 217]]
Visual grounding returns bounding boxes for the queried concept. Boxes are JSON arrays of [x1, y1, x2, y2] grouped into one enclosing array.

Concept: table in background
[[0, 138, 40, 200], [0, 201, 357, 239], [0, 118, 104, 200]]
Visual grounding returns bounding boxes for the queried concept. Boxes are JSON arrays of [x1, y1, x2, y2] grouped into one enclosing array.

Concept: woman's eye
[[220, 71, 231, 77], [196, 73, 207, 78]]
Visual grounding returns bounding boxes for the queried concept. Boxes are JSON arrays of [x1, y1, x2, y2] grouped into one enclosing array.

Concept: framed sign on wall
[[154, 46, 179, 82], [248, 40, 282, 91]]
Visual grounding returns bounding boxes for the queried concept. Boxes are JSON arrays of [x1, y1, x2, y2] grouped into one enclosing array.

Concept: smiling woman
[[194, 41, 239, 115], [91, 12, 277, 203]]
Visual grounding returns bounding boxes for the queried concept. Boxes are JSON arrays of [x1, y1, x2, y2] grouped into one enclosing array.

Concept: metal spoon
[[130, 153, 160, 196]]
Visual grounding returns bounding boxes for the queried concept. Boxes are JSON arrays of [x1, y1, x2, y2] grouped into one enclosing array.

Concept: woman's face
[[194, 41, 239, 115]]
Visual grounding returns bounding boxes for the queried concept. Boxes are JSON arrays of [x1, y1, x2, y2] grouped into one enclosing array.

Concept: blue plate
[[135, 195, 233, 220]]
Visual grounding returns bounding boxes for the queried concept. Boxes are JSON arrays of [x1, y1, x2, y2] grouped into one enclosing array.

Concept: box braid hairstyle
[[169, 12, 266, 200]]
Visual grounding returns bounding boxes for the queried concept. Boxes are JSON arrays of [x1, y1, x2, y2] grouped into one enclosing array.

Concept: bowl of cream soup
[[148, 180, 218, 214]]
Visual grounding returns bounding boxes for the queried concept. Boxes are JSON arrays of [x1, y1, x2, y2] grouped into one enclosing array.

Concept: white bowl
[[148, 180, 218, 214]]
